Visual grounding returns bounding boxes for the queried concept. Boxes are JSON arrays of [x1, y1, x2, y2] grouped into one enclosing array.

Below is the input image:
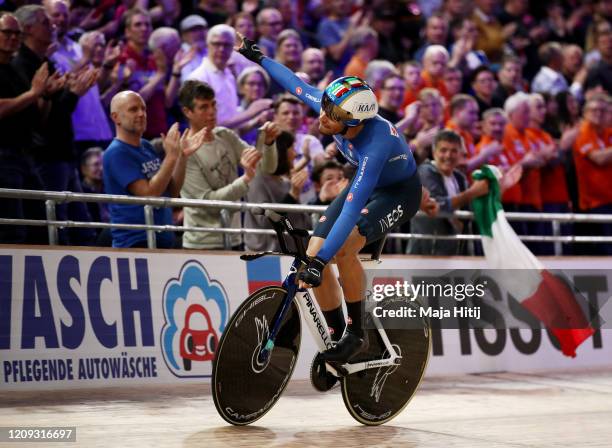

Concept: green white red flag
[[471, 165, 595, 357]]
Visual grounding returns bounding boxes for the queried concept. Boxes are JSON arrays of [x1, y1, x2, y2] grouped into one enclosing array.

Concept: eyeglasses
[[0, 29, 22, 38]]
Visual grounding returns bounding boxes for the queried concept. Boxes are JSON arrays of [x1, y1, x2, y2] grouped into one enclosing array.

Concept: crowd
[[0, 0, 610, 255]]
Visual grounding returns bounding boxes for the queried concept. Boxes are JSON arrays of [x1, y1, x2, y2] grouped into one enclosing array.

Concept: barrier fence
[[1, 188, 612, 254]]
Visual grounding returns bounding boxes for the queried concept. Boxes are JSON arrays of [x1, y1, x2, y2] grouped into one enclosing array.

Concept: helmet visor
[[321, 92, 354, 123]]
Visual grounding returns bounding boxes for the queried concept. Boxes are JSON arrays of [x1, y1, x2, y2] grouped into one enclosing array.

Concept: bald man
[[103, 91, 205, 248]]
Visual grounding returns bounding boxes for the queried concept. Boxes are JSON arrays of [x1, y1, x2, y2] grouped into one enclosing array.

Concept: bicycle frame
[[259, 258, 402, 377], [247, 208, 401, 377]]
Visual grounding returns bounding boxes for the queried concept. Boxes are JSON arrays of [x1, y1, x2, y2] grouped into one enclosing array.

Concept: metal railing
[[1, 188, 611, 254]]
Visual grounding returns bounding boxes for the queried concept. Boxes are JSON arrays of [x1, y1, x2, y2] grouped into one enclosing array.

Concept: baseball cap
[[180, 15, 208, 32]]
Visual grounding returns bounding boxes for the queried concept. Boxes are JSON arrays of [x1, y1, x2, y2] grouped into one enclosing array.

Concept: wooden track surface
[[1, 369, 611, 447]]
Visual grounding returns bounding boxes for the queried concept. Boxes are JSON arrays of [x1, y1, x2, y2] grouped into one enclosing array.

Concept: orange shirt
[[475, 135, 510, 170], [344, 55, 368, 80], [421, 70, 450, 101], [572, 120, 612, 210], [526, 127, 569, 206], [446, 119, 476, 157], [402, 86, 421, 109], [502, 123, 542, 209]]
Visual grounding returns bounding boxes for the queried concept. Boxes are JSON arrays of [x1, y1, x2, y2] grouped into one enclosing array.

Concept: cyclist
[[236, 35, 438, 365]]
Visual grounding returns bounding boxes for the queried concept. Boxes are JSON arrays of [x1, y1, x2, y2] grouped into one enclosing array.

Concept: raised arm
[[237, 35, 323, 113], [260, 58, 323, 113]]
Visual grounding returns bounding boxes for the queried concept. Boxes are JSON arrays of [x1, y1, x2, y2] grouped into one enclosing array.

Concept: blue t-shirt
[[103, 138, 173, 248], [316, 17, 352, 77], [260, 58, 418, 262]]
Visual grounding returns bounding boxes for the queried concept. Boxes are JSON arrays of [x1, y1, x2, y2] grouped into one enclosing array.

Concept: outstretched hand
[[234, 31, 264, 64]]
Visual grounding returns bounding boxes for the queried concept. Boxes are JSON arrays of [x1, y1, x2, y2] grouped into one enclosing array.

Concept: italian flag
[[471, 165, 595, 357], [346, 77, 363, 87], [330, 83, 349, 98]]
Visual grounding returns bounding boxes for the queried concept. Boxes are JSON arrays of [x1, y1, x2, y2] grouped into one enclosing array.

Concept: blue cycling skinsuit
[[260, 58, 422, 262]]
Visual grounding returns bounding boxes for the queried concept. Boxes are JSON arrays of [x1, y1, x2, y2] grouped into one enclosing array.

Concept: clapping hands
[[161, 123, 211, 159]]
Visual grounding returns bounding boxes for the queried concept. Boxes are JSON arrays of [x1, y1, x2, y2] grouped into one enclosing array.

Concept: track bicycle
[[211, 208, 431, 425]]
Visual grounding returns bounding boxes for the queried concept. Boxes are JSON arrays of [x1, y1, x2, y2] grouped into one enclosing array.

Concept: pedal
[[310, 353, 339, 392]]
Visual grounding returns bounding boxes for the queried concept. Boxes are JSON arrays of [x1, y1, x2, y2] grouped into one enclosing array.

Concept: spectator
[[476, 108, 511, 170], [371, 7, 403, 64], [14, 4, 97, 246], [80, 147, 111, 246], [344, 26, 378, 79], [273, 94, 325, 202], [448, 17, 489, 76], [77, 31, 125, 109], [80, 147, 109, 222], [236, 66, 273, 144], [407, 129, 488, 255], [411, 87, 445, 163], [441, 0, 475, 23], [301, 47, 327, 86], [256, 7, 284, 57], [178, 15, 208, 82], [316, 0, 363, 76], [227, 12, 257, 77], [561, 43, 588, 101], [377, 73, 406, 123], [364, 59, 397, 94], [443, 66, 462, 103], [470, 65, 500, 116], [193, 0, 228, 27], [309, 160, 348, 206], [147, 27, 188, 115], [531, 42, 569, 96], [187, 24, 272, 130], [585, 20, 612, 94], [275, 29, 303, 72], [244, 130, 311, 252], [446, 94, 478, 158], [118, 8, 167, 140], [0, 11, 48, 244], [526, 93, 571, 254], [556, 91, 582, 132], [102, 91, 206, 248], [562, 44, 585, 85], [401, 60, 423, 108], [501, 92, 546, 241], [471, 0, 508, 64], [491, 56, 524, 108], [178, 80, 280, 250], [414, 12, 449, 62], [45, 0, 113, 156], [572, 93, 612, 254], [421, 45, 450, 100], [229, 12, 255, 41]]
